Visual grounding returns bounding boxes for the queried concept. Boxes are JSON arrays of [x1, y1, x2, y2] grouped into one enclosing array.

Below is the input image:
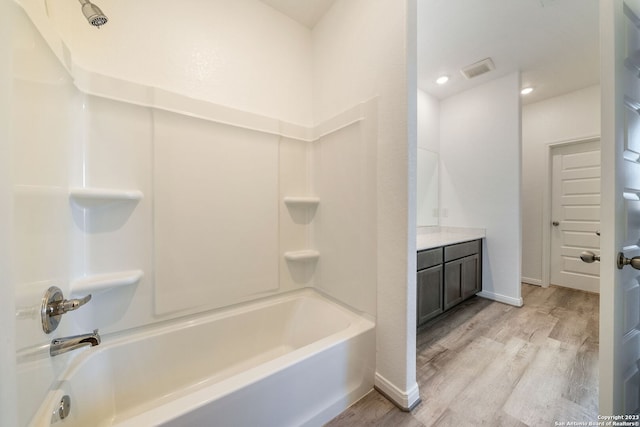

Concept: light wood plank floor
[[325, 284, 599, 427]]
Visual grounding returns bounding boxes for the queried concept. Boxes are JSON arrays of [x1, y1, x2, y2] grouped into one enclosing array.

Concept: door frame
[[541, 135, 601, 288]]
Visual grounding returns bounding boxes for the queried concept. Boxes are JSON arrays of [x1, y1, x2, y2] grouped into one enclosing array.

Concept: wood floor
[[325, 284, 599, 427]]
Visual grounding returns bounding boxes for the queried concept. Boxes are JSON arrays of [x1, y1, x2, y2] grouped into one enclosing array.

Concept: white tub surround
[[417, 226, 486, 251], [28, 290, 375, 427]]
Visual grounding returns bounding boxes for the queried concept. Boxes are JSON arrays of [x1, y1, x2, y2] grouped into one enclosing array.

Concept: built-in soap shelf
[[284, 250, 320, 261], [69, 187, 144, 208], [283, 197, 319, 262], [283, 196, 320, 206], [71, 270, 144, 295]]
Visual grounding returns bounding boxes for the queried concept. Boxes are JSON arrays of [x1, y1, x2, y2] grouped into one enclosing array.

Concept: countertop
[[417, 226, 486, 251]]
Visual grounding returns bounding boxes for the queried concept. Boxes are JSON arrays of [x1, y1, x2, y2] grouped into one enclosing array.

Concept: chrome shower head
[[78, 0, 108, 28]]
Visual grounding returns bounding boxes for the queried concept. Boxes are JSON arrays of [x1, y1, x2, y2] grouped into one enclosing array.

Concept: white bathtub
[[29, 289, 375, 427]]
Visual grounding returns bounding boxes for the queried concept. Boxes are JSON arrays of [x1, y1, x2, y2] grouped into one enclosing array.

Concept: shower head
[[78, 0, 108, 28]]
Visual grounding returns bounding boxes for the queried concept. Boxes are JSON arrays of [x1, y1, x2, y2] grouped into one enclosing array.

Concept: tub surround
[[417, 226, 486, 251]]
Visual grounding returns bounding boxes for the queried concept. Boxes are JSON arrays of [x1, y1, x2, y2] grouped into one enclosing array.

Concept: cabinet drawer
[[417, 247, 443, 270], [444, 240, 481, 262]]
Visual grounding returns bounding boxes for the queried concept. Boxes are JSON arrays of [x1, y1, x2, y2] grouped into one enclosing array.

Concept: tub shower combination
[[14, 0, 380, 425], [31, 290, 374, 426]]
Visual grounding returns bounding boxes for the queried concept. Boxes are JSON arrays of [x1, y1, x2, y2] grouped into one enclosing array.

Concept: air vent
[[460, 58, 495, 80]]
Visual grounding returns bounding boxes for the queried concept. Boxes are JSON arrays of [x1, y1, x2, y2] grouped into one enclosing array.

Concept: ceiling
[[260, 0, 599, 105], [418, 0, 600, 104]]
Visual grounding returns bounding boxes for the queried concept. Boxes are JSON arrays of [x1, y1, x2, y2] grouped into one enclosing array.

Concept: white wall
[[440, 72, 522, 306], [417, 89, 440, 226], [0, 2, 17, 425], [313, 0, 419, 409], [418, 89, 440, 152], [37, 0, 314, 126], [521, 85, 601, 284]]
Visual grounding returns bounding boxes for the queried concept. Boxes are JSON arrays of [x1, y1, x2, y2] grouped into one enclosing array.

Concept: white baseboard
[[477, 290, 523, 307], [374, 372, 420, 411], [521, 277, 542, 286]]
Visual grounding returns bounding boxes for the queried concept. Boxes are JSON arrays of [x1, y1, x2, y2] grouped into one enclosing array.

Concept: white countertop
[[417, 226, 486, 251]]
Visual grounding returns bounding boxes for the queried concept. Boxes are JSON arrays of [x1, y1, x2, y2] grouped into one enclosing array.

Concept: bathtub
[[29, 289, 375, 427]]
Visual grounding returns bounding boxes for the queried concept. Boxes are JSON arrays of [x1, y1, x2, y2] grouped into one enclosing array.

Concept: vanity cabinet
[[417, 239, 482, 327], [417, 248, 444, 324]]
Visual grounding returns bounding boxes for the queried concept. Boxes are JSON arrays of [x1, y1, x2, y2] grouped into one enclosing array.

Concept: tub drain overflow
[[58, 395, 71, 420]]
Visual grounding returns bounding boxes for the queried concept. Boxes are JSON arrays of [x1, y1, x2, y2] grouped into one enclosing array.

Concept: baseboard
[[477, 290, 523, 307], [521, 277, 542, 286], [374, 372, 421, 411]]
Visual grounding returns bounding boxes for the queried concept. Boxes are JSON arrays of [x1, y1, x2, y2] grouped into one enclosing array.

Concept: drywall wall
[[418, 89, 440, 152], [313, 0, 419, 409], [521, 85, 600, 285], [39, 0, 314, 126], [440, 72, 522, 306], [0, 2, 17, 425], [417, 89, 440, 226]]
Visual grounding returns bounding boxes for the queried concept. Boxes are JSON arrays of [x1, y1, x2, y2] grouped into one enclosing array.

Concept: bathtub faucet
[[50, 329, 101, 357]]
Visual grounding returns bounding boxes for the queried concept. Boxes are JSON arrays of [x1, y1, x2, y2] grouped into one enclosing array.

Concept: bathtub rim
[[103, 286, 373, 348], [19, 286, 373, 366]]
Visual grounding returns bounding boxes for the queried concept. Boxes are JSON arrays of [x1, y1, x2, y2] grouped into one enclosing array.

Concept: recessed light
[[436, 75, 449, 85], [521, 87, 534, 95]]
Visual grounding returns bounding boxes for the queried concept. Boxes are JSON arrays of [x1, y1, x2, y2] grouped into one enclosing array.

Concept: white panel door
[[601, 0, 640, 414], [550, 141, 601, 293]]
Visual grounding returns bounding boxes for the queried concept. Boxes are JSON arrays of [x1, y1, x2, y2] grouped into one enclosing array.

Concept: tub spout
[[50, 329, 101, 357]]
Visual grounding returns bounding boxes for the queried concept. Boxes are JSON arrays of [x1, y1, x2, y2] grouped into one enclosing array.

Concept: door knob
[[618, 252, 640, 270], [580, 251, 600, 263], [552, 221, 560, 226]]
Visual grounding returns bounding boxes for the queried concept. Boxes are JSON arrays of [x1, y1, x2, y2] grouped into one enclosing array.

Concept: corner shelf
[[284, 250, 320, 261], [69, 187, 144, 208], [283, 196, 320, 206], [71, 270, 144, 295]]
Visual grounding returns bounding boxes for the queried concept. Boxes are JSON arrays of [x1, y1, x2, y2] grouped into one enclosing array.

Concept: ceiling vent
[[460, 58, 495, 80]]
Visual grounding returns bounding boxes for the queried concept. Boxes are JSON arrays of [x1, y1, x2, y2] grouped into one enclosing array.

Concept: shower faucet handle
[[41, 286, 93, 334], [49, 293, 92, 316]]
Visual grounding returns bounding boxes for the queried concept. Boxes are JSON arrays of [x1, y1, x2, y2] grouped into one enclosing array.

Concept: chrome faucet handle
[[49, 294, 92, 316], [41, 286, 93, 334]]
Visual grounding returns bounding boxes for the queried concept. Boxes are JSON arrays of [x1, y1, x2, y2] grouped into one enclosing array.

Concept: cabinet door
[[444, 258, 463, 310], [417, 264, 443, 326], [461, 254, 480, 299]]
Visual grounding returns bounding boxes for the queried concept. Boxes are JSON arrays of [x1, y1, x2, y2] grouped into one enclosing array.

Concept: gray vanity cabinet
[[444, 240, 482, 309], [417, 248, 444, 324], [417, 239, 482, 327]]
